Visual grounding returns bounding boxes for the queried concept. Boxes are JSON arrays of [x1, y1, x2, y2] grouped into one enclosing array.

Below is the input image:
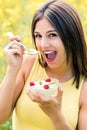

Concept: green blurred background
[[0, 0, 87, 129]]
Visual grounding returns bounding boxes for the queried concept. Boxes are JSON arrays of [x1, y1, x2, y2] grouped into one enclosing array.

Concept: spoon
[[7, 32, 38, 55]]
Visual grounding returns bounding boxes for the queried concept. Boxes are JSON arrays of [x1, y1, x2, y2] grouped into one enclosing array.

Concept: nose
[[41, 37, 49, 49]]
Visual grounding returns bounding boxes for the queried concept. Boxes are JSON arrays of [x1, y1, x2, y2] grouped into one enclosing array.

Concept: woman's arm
[[77, 78, 87, 130], [0, 47, 37, 124], [0, 36, 25, 123], [0, 65, 24, 124], [0, 34, 37, 124]]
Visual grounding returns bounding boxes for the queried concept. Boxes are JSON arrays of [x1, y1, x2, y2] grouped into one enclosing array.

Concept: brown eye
[[49, 33, 57, 37], [34, 34, 42, 38]]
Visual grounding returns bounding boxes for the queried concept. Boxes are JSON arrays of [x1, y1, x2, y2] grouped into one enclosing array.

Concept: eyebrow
[[34, 30, 57, 34]]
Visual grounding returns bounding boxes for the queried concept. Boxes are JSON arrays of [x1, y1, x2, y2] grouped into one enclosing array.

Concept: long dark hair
[[31, 0, 87, 88]]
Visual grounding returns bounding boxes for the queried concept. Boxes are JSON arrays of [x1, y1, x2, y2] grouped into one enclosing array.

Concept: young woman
[[0, 0, 87, 130]]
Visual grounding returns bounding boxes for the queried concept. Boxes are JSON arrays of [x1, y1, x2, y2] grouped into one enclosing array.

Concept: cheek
[[36, 42, 41, 50], [57, 42, 66, 58], [58, 48, 67, 63], [60, 45, 66, 54], [57, 39, 65, 54]]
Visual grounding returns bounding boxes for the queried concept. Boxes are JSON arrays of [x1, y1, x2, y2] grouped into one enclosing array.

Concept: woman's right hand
[[4, 36, 26, 72]]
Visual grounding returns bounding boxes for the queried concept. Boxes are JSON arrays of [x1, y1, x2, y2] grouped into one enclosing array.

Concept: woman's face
[[34, 17, 67, 70]]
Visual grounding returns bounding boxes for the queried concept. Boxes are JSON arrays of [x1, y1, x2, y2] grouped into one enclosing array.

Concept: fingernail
[[58, 86, 63, 91]]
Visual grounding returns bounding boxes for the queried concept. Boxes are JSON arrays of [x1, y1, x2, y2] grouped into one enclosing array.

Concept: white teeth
[[44, 51, 54, 54]]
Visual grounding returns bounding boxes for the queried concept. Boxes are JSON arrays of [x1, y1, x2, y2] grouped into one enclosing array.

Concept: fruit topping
[[45, 78, 51, 82], [43, 85, 49, 89], [29, 82, 35, 86]]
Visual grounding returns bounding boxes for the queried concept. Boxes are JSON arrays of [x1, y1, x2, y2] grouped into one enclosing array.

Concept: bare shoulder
[[78, 78, 87, 129], [23, 53, 37, 66], [22, 54, 37, 80], [79, 78, 87, 107], [13, 54, 37, 106]]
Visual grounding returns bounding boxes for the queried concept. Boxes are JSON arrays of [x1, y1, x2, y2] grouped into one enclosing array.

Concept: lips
[[44, 51, 57, 61]]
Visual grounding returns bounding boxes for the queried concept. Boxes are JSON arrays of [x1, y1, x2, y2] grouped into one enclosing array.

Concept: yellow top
[[12, 56, 84, 130]]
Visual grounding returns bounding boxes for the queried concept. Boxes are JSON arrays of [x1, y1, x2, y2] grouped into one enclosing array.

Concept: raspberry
[[45, 78, 51, 82], [43, 85, 49, 89], [29, 82, 35, 86]]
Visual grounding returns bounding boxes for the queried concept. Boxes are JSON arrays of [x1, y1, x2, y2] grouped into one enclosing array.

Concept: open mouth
[[44, 51, 57, 61]]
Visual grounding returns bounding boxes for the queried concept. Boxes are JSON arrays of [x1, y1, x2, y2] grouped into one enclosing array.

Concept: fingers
[[5, 32, 26, 51], [56, 86, 63, 103], [9, 36, 21, 42], [27, 85, 63, 106], [26, 89, 36, 101], [27, 89, 50, 103], [4, 40, 26, 55], [7, 32, 21, 42], [27, 90, 44, 103]]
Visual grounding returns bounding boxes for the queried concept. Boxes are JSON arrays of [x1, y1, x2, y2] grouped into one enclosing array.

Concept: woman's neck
[[45, 64, 74, 83]]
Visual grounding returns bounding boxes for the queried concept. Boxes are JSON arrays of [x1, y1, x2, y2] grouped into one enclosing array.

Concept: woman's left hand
[[27, 86, 63, 121]]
